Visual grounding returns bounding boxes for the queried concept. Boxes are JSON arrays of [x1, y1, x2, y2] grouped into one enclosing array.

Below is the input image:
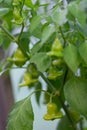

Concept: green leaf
[[30, 52, 51, 72], [0, 8, 9, 17], [64, 77, 87, 118], [0, 0, 3, 2], [57, 115, 73, 130], [2, 37, 11, 49], [19, 32, 30, 53], [76, 21, 87, 38], [25, 0, 34, 8], [63, 44, 81, 73], [84, 128, 87, 130], [79, 41, 87, 63], [31, 25, 55, 53], [31, 43, 42, 54], [51, 6, 67, 26], [35, 82, 42, 105], [29, 15, 42, 34], [41, 24, 55, 45], [0, 69, 8, 76], [0, 36, 3, 46], [6, 97, 34, 130], [68, 1, 86, 27]]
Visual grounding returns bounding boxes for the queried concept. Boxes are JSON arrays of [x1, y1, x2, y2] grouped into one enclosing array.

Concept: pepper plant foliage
[[0, 0, 87, 130]]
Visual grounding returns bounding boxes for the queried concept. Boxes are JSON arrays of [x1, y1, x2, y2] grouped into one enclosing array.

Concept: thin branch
[[40, 71, 77, 130], [29, 89, 51, 98], [58, 96, 77, 130], [39, 72, 56, 91], [18, 0, 25, 41], [20, 0, 25, 14], [0, 25, 17, 42], [60, 66, 68, 95], [59, 26, 66, 47], [0, 25, 29, 58], [18, 23, 24, 41]]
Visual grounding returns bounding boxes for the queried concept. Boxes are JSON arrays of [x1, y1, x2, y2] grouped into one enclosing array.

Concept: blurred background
[[1, 0, 87, 130]]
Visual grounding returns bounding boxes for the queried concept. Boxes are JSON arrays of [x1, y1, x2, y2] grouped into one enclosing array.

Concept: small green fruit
[[43, 102, 63, 120], [19, 72, 38, 87], [7, 48, 27, 67]]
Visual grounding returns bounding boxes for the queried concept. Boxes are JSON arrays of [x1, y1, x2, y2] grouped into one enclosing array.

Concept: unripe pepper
[[47, 38, 63, 58], [52, 38, 63, 52], [19, 72, 38, 87], [13, 0, 19, 6], [43, 102, 63, 120], [13, 7, 23, 24], [47, 67, 63, 80], [52, 59, 63, 66], [7, 48, 27, 67], [28, 63, 38, 78]]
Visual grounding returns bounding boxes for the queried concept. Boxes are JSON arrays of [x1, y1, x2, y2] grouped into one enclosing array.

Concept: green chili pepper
[[43, 102, 63, 120], [7, 48, 27, 67]]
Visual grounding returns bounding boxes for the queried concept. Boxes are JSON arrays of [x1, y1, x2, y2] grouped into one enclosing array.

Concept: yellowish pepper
[[43, 102, 63, 120], [7, 48, 27, 67], [19, 72, 38, 87]]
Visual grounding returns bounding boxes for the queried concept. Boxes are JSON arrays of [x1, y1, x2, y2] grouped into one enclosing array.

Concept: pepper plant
[[0, 0, 87, 130]]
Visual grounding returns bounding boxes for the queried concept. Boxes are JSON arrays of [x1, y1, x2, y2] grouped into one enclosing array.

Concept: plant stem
[[60, 66, 68, 95], [39, 72, 56, 91], [0, 25, 29, 58], [40, 72, 77, 130], [29, 89, 51, 98], [0, 25, 17, 42], [20, 0, 25, 14], [18, 23, 24, 41], [58, 96, 77, 130], [59, 26, 66, 47]]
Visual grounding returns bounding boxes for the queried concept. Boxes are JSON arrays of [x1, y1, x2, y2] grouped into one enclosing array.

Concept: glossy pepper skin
[[43, 102, 63, 120], [47, 67, 63, 80], [52, 59, 63, 66], [19, 72, 38, 87], [7, 48, 27, 67], [28, 63, 39, 78], [47, 38, 63, 58]]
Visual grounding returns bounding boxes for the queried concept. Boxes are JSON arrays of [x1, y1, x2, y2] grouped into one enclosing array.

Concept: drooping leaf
[[35, 82, 42, 105], [30, 52, 51, 72], [63, 44, 81, 73], [19, 32, 30, 53], [57, 115, 73, 130], [64, 77, 87, 118], [79, 41, 87, 63], [6, 97, 34, 130], [0, 8, 9, 17]]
